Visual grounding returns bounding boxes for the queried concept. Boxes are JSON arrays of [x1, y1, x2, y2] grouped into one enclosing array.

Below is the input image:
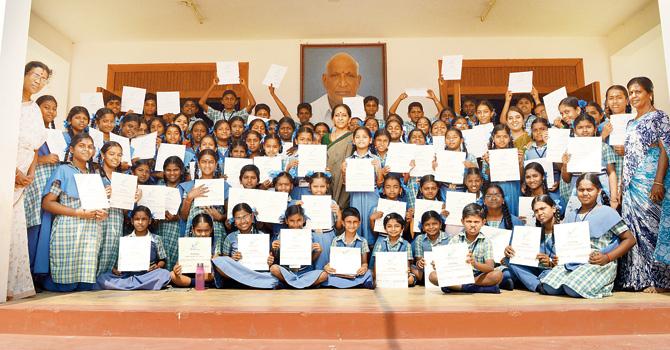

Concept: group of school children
[[21, 60, 670, 300]]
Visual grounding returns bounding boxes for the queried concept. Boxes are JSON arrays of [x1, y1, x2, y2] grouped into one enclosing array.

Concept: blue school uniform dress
[[323, 233, 374, 289], [309, 200, 339, 270], [96, 231, 171, 290], [179, 234, 217, 288], [179, 180, 229, 252], [369, 236, 413, 269], [211, 228, 279, 289], [35, 164, 102, 292], [96, 174, 126, 275], [285, 154, 311, 201], [347, 151, 381, 247], [562, 142, 616, 214], [412, 231, 449, 282], [155, 180, 186, 271], [507, 229, 556, 292], [482, 156, 521, 216], [485, 214, 523, 229], [272, 231, 325, 289]]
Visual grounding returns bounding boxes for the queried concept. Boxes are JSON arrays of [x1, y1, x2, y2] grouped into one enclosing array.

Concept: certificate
[[405, 88, 428, 97], [237, 233, 270, 271], [279, 229, 313, 267], [178, 237, 212, 273], [121, 86, 146, 113], [480, 226, 513, 263], [542, 86, 567, 124], [329, 247, 361, 275], [155, 143, 186, 171], [608, 114, 635, 146], [137, 185, 166, 220], [216, 61, 240, 85], [262, 64, 288, 88], [74, 174, 109, 210], [346, 158, 375, 192], [375, 251, 408, 288], [554, 221, 591, 265], [524, 158, 555, 188], [246, 114, 271, 126], [193, 179, 226, 207], [156, 91, 181, 115], [109, 172, 137, 210], [443, 192, 476, 226], [80, 92, 104, 116], [546, 128, 571, 163], [343, 96, 366, 119], [462, 124, 493, 158], [253, 156, 283, 183], [422, 251, 439, 290], [509, 226, 541, 267], [46, 129, 67, 161], [386, 143, 416, 173], [373, 198, 407, 233], [518, 196, 535, 223], [253, 189, 288, 224], [432, 135, 446, 152], [297, 144, 327, 177], [433, 243, 475, 287], [164, 187, 182, 215], [489, 148, 520, 182], [223, 157, 253, 187], [413, 199, 444, 232], [508, 71, 533, 93], [88, 127, 105, 154], [441, 54, 463, 80], [410, 145, 435, 177], [109, 133, 132, 164], [434, 150, 466, 184], [117, 235, 151, 272], [567, 137, 602, 173], [130, 132, 157, 160], [302, 195, 333, 230], [226, 187, 255, 218]]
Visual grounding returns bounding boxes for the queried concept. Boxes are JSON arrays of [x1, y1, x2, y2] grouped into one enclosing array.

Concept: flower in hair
[[578, 100, 588, 108]]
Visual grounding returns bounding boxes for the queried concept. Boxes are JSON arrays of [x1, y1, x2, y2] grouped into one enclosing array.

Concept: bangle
[[653, 181, 664, 186], [605, 253, 612, 262]]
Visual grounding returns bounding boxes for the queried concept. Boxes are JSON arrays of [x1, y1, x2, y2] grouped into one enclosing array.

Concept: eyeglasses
[[234, 213, 252, 222], [30, 72, 49, 83]]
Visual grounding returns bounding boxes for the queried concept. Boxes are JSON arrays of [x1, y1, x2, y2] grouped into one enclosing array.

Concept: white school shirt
[[310, 94, 384, 128]]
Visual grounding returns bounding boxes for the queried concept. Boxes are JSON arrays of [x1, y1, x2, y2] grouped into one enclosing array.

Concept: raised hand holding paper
[[343, 96, 366, 119], [216, 61, 240, 85], [386, 143, 416, 173], [193, 179, 226, 207], [262, 64, 288, 88], [434, 150, 466, 184], [156, 91, 181, 115], [405, 88, 428, 97], [121, 86, 146, 113], [542, 87, 567, 124], [508, 71, 533, 93], [441, 55, 463, 80], [80, 92, 104, 117]]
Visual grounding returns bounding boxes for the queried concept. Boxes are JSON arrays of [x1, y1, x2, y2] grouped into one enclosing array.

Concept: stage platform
[[1, 288, 670, 349]]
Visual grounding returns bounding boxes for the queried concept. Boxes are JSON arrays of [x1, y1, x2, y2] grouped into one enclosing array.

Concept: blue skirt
[[212, 256, 279, 289], [313, 230, 337, 270], [323, 270, 374, 289], [496, 181, 521, 216], [349, 191, 379, 247], [96, 269, 171, 291], [277, 265, 323, 289]]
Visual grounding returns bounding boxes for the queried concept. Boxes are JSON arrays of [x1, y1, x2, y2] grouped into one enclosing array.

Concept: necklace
[[575, 204, 597, 222]]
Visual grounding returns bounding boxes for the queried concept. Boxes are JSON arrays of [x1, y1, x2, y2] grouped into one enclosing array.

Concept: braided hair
[[576, 172, 610, 207], [417, 175, 443, 201], [531, 194, 561, 249], [65, 106, 91, 139], [488, 124, 514, 150], [483, 183, 514, 230], [163, 155, 187, 184], [36, 95, 57, 129], [521, 162, 549, 197], [64, 132, 96, 172], [97, 141, 123, 180]]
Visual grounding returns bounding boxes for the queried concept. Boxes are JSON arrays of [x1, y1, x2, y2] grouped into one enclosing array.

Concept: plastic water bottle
[[195, 263, 205, 291]]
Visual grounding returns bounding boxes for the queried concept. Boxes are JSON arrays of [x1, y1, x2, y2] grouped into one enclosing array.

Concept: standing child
[[213, 120, 232, 156], [437, 127, 478, 198], [156, 156, 187, 271], [370, 213, 416, 287], [285, 126, 317, 200], [369, 174, 410, 249], [199, 78, 256, 123], [93, 108, 116, 142], [482, 124, 523, 216]]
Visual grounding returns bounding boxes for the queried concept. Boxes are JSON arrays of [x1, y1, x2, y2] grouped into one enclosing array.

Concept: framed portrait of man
[[301, 43, 387, 126]]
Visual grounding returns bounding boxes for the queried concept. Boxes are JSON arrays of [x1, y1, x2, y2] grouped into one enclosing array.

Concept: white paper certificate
[[435, 150, 466, 184], [462, 124, 493, 158], [405, 88, 428, 97], [216, 61, 240, 85], [193, 179, 226, 207], [509, 226, 541, 267], [567, 137, 602, 173], [543, 86, 568, 124], [489, 148, 520, 182], [346, 158, 375, 192], [74, 174, 109, 210], [373, 199, 407, 233], [254, 156, 283, 183], [109, 133, 132, 164], [329, 247, 361, 275], [554, 221, 591, 265], [279, 229, 313, 266], [524, 158, 555, 188], [441, 54, 463, 80], [413, 199, 444, 232], [46, 129, 67, 161], [262, 64, 288, 88], [302, 195, 333, 230], [410, 145, 435, 177], [237, 233, 270, 271], [508, 71, 533, 93], [178, 237, 212, 274], [297, 144, 327, 177], [444, 192, 476, 226], [155, 143, 186, 171], [608, 114, 635, 146], [434, 243, 475, 287], [137, 185, 166, 220], [422, 251, 439, 290], [546, 128, 571, 163], [343, 96, 366, 119], [130, 132, 157, 160], [253, 189, 288, 224], [121, 86, 146, 113], [88, 127, 105, 154], [375, 251, 408, 288], [80, 92, 104, 116], [518, 196, 535, 223], [226, 187, 255, 218], [109, 172, 138, 210], [480, 226, 513, 263], [223, 157, 253, 187], [386, 143, 416, 173], [117, 235, 151, 272], [156, 91, 181, 115], [164, 187, 181, 215]]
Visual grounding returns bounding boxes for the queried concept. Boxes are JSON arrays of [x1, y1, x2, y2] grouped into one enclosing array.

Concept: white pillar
[[0, 0, 32, 303], [660, 0, 670, 101]]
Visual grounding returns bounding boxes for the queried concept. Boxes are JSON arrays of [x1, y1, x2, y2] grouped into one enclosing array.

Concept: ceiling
[[31, 0, 653, 42]]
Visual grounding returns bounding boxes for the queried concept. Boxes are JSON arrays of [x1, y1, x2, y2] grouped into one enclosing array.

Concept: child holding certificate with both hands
[[171, 213, 217, 288], [370, 213, 416, 287]]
